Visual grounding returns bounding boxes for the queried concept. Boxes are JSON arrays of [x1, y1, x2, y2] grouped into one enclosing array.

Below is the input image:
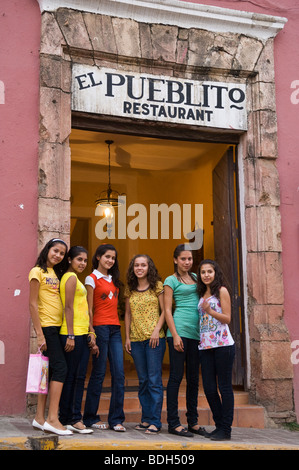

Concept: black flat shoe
[[168, 427, 193, 437], [188, 425, 207, 436], [204, 427, 221, 438], [210, 429, 231, 441]]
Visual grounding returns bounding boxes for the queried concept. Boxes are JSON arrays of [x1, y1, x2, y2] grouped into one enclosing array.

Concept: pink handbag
[[26, 347, 49, 394]]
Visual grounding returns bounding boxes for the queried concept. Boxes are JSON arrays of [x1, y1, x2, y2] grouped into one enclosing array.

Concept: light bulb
[[104, 207, 112, 218]]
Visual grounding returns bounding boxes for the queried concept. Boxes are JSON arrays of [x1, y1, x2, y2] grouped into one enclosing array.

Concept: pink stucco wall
[[182, 0, 299, 420], [0, 0, 41, 414]]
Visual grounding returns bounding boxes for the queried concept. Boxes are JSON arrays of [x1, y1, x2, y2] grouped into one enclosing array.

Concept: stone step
[[101, 405, 265, 429], [98, 388, 250, 409], [96, 390, 264, 429], [82, 372, 265, 429]]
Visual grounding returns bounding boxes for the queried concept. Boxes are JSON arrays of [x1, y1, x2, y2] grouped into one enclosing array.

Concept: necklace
[[176, 272, 195, 285]]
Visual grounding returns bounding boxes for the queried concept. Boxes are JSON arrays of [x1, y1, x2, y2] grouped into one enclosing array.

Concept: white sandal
[[112, 424, 126, 432], [91, 421, 108, 430]]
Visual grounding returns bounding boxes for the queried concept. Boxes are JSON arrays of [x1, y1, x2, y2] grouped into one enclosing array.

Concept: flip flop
[[145, 426, 161, 434], [91, 422, 108, 430], [135, 423, 150, 430], [111, 424, 126, 432]]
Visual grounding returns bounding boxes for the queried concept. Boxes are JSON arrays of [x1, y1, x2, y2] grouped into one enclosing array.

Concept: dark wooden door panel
[[213, 147, 245, 386]]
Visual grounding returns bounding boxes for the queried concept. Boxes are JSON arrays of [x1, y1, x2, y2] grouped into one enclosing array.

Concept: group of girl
[[28, 238, 235, 441]]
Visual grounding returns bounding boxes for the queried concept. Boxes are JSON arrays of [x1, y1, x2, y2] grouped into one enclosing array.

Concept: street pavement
[[0, 416, 298, 451]]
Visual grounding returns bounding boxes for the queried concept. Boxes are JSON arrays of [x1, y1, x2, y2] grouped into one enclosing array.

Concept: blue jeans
[[199, 344, 235, 436], [83, 325, 125, 428], [167, 337, 200, 430], [131, 338, 166, 429], [59, 335, 90, 425]]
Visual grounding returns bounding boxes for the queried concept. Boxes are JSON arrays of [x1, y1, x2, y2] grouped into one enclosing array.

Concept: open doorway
[[70, 128, 245, 386]]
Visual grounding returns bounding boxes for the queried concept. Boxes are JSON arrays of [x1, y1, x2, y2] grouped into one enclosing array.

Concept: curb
[[0, 435, 59, 451], [1, 436, 299, 451], [57, 438, 299, 451]]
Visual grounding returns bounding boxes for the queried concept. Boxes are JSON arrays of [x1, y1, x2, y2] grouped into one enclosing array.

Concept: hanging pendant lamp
[[95, 140, 125, 207]]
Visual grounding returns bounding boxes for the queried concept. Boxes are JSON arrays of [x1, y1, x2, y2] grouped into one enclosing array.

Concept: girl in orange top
[[83, 244, 126, 431]]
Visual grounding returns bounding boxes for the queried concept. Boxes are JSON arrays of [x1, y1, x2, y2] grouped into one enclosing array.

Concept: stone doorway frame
[[36, 0, 294, 423]]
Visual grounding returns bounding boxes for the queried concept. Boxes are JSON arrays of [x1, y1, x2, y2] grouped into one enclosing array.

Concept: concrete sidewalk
[[0, 416, 299, 450]]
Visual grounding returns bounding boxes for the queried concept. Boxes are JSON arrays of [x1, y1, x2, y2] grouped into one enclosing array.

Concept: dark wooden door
[[213, 146, 245, 386]]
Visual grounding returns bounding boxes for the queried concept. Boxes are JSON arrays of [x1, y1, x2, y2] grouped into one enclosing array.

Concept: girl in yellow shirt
[[59, 245, 96, 434], [29, 238, 72, 436], [125, 254, 165, 434]]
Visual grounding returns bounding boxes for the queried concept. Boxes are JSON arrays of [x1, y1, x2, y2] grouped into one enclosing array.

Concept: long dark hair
[[35, 238, 68, 280], [61, 245, 88, 277], [126, 254, 161, 292], [173, 244, 197, 282], [196, 259, 224, 299], [92, 244, 121, 288]]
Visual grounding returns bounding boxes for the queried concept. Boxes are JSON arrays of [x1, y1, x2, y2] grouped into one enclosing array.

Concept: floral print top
[[124, 281, 165, 342], [198, 295, 234, 350]]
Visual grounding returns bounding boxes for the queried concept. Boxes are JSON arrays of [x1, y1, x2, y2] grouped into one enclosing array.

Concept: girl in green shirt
[[164, 244, 206, 437]]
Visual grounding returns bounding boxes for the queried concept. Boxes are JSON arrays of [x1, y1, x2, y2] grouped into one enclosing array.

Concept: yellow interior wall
[[134, 146, 228, 279], [70, 139, 229, 365]]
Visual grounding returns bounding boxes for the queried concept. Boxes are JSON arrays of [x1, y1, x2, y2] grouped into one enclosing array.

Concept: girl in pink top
[[197, 259, 235, 441]]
